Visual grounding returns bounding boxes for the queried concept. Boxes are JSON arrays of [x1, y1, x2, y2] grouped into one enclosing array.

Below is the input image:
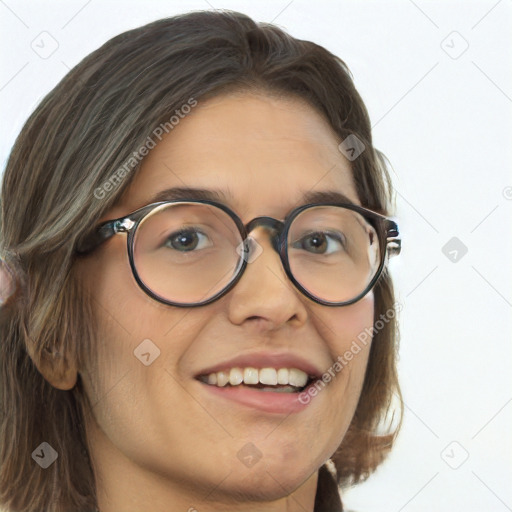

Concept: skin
[[37, 93, 375, 511]]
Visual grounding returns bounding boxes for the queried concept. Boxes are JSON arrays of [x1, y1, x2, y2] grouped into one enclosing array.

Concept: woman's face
[[78, 93, 375, 510]]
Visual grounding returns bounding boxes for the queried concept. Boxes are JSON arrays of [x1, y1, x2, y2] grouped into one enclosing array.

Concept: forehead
[[117, 93, 359, 220]]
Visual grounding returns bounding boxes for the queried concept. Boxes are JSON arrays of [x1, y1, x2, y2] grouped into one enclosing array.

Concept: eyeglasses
[[76, 199, 401, 307]]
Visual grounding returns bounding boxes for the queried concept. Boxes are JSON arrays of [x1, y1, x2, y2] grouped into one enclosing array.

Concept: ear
[[27, 345, 78, 390], [3, 260, 78, 390]]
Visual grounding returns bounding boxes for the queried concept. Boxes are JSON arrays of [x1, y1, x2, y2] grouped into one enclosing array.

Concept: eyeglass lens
[[132, 202, 382, 305]]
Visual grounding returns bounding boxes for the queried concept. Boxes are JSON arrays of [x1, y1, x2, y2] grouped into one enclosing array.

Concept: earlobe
[[28, 345, 78, 390]]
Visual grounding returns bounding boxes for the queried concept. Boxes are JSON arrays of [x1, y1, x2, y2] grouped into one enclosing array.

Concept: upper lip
[[194, 351, 324, 379]]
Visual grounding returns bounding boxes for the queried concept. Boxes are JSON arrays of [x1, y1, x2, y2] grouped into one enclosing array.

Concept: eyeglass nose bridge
[[243, 216, 286, 255]]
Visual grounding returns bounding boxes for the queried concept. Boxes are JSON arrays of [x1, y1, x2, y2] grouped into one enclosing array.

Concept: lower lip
[[198, 381, 318, 414]]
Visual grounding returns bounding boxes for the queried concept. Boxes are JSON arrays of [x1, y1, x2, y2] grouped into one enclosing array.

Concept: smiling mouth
[[196, 367, 317, 393]]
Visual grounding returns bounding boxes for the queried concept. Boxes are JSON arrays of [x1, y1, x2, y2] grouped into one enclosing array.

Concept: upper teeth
[[202, 367, 310, 388]]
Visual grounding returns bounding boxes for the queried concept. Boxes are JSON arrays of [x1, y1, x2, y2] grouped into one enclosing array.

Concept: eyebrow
[[149, 187, 235, 205], [147, 186, 357, 214]]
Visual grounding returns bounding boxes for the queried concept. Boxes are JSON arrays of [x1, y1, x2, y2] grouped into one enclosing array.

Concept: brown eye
[[293, 231, 345, 255], [163, 229, 210, 252]]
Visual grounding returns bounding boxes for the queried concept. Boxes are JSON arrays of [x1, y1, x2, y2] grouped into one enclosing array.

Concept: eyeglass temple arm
[[75, 207, 402, 256], [75, 221, 117, 254], [385, 219, 401, 257]]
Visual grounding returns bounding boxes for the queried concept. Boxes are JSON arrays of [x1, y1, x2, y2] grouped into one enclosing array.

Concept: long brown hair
[[0, 10, 402, 512]]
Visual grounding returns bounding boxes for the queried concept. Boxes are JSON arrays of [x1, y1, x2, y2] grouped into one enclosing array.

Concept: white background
[[1, 1, 511, 511]]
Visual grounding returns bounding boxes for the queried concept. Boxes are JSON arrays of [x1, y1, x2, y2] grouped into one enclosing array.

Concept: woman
[[0, 10, 402, 512]]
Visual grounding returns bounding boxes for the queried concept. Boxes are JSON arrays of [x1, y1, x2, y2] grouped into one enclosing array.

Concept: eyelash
[[161, 227, 347, 255]]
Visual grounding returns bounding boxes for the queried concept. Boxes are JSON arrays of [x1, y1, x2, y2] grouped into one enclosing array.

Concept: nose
[[244, 216, 283, 253], [225, 224, 309, 331]]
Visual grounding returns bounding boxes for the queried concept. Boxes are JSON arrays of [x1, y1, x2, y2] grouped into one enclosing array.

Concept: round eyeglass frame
[[76, 199, 401, 308]]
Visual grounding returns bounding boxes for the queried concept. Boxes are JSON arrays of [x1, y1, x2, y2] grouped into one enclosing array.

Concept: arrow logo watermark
[[31, 442, 58, 469], [440, 441, 469, 469], [338, 134, 365, 161], [442, 237, 468, 263], [134, 338, 161, 366], [237, 442, 263, 468]]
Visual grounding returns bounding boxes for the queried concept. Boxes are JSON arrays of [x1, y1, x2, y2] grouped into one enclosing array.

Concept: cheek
[[77, 244, 208, 419], [78, 260, 216, 473], [311, 292, 375, 422], [320, 291, 375, 357]]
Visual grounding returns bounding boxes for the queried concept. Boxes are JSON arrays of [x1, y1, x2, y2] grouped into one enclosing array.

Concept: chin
[[212, 451, 318, 501], [211, 466, 315, 503]]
